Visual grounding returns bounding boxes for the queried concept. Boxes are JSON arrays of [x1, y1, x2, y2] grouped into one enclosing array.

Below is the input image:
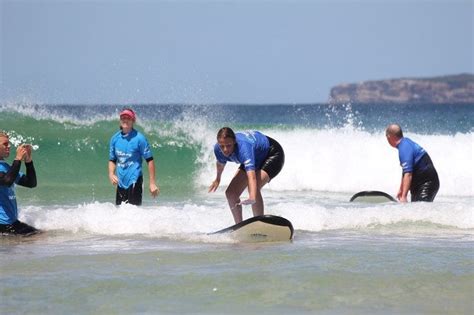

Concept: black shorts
[[116, 176, 143, 206], [239, 136, 285, 180], [0, 220, 40, 236], [410, 154, 440, 202]]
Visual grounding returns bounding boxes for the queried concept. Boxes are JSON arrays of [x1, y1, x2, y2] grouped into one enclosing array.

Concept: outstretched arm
[[208, 162, 225, 192]]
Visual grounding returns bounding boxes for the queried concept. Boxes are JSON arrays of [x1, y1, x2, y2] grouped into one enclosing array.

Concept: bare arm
[[108, 161, 118, 185], [246, 170, 258, 202], [147, 159, 159, 198], [208, 162, 225, 192], [398, 172, 412, 202]]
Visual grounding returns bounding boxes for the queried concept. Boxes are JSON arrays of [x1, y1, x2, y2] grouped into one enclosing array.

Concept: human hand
[[398, 196, 408, 203], [24, 144, 32, 162], [237, 199, 256, 206], [109, 173, 119, 186], [150, 183, 160, 198], [15, 144, 28, 161], [208, 179, 220, 193], [231, 199, 256, 210], [396, 189, 403, 200]]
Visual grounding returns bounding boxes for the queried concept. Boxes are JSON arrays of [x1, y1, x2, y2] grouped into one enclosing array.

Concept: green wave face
[[1, 112, 207, 204], [2, 103, 473, 204]]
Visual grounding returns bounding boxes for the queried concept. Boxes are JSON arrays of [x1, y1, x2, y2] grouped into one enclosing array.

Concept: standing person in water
[[386, 123, 440, 202], [108, 108, 159, 205], [0, 131, 39, 236], [209, 127, 285, 223]]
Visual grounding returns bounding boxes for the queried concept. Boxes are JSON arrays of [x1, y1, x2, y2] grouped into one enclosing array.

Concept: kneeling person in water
[[0, 132, 39, 236], [108, 108, 160, 205], [386, 124, 440, 202], [209, 127, 285, 223]]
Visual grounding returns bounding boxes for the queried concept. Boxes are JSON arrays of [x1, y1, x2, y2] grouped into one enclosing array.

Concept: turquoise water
[[1, 103, 473, 314], [1, 103, 472, 203], [2, 228, 473, 314]]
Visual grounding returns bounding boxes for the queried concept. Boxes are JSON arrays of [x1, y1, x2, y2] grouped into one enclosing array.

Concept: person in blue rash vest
[[209, 127, 285, 223], [108, 108, 160, 205], [386, 124, 439, 202], [0, 131, 40, 236]]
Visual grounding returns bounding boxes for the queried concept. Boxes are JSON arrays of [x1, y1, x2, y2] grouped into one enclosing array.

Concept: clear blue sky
[[1, 0, 472, 104]]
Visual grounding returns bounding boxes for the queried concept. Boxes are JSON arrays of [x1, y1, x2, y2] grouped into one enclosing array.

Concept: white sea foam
[[197, 128, 474, 197], [20, 195, 473, 239]]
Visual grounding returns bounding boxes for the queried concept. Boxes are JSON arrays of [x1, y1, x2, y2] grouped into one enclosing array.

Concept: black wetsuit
[[0, 160, 39, 236], [410, 153, 440, 202], [115, 175, 143, 206], [397, 137, 439, 202]]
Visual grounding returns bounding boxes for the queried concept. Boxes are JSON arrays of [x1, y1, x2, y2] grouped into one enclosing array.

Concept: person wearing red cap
[[108, 108, 159, 205]]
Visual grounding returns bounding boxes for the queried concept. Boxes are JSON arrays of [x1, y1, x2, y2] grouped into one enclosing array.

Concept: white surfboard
[[210, 215, 294, 242], [350, 191, 397, 203]]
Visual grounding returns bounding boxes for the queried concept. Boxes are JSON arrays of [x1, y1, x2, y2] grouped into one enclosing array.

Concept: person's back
[[386, 124, 439, 202]]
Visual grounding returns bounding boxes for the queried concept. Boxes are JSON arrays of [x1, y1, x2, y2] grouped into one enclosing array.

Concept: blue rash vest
[[214, 131, 270, 171], [0, 161, 22, 224], [109, 129, 153, 189], [397, 137, 426, 174]]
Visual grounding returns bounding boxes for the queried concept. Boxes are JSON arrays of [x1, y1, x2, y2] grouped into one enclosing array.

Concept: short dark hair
[[217, 127, 236, 140]]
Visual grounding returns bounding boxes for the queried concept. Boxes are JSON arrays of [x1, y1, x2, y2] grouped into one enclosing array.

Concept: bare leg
[[251, 170, 271, 217], [225, 170, 248, 223]]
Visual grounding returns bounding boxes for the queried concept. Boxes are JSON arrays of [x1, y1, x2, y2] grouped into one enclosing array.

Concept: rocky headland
[[330, 73, 474, 104]]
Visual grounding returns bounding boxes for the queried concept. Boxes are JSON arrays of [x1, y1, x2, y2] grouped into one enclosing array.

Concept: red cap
[[119, 109, 136, 121]]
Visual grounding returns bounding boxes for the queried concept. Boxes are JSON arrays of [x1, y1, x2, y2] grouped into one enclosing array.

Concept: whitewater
[[1, 103, 473, 314]]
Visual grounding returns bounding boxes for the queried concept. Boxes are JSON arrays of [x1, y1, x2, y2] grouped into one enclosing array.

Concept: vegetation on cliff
[[330, 74, 474, 104]]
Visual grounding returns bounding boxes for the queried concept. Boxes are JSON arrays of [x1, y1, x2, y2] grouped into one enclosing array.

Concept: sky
[[1, 0, 472, 104]]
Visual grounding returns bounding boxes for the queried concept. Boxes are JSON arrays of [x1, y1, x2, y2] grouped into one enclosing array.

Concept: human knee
[[225, 187, 240, 201]]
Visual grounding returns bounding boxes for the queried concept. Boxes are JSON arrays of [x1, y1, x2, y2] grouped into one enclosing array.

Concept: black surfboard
[[210, 215, 294, 242], [350, 191, 397, 203]]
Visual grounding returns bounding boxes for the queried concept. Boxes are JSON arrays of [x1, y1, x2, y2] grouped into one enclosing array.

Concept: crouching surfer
[[208, 127, 285, 223]]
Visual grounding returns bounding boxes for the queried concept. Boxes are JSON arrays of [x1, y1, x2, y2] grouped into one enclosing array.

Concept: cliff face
[[330, 74, 474, 104]]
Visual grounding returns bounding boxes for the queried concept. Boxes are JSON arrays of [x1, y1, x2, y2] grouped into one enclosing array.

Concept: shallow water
[[2, 232, 473, 314], [1, 103, 473, 313]]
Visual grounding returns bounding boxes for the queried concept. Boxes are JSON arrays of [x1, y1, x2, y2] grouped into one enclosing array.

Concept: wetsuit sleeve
[[17, 161, 37, 188], [109, 137, 117, 163], [0, 160, 21, 187], [214, 144, 227, 164], [398, 143, 414, 174], [239, 142, 256, 171], [139, 136, 153, 161]]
